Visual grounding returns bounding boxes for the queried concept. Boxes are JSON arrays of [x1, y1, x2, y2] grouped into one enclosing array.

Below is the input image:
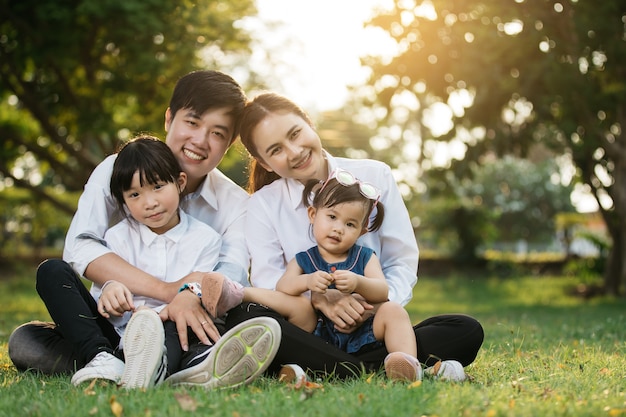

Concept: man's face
[[165, 106, 234, 191]]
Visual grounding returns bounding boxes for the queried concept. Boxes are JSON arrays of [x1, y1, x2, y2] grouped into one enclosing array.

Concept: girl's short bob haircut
[[110, 135, 183, 211]]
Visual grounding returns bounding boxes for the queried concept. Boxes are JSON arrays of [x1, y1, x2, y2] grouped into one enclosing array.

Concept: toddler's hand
[[332, 270, 358, 293], [307, 271, 333, 293]]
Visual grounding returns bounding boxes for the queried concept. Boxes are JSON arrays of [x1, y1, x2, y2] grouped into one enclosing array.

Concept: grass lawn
[[0, 262, 624, 417]]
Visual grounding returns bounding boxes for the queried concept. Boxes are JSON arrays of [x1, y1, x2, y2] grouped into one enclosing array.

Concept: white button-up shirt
[[63, 154, 250, 286], [245, 153, 419, 306], [90, 210, 221, 335]]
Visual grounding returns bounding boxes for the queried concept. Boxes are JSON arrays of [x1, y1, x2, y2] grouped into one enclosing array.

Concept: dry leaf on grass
[[407, 380, 422, 389], [82, 379, 97, 396], [174, 392, 198, 412], [109, 395, 123, 417]]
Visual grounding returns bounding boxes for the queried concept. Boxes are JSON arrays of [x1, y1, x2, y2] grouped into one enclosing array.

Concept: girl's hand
[[331, 270, 358, 293], [306, 271, 333, 293], [98, 280, 135, 318]]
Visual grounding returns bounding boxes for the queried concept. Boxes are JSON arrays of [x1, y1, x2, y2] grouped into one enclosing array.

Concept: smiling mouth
[[183, 148, 205, 161], [292, 150, 311, 169], [147, 212, 164, 220]]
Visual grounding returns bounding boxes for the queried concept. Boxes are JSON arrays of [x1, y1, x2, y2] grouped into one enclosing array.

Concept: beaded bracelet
[[179, 282, 202, 297]]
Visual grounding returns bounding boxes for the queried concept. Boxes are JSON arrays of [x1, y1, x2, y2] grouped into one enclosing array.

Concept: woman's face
[[251, 112, 327, 183]]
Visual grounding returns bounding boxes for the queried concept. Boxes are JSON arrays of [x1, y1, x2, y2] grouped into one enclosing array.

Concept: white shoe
[[278, 364, 307, 383], [165, 317, 281, 389], [71, 352, 125, 386], [120, 309, 167, 389], [384, 352, 423, 382], [424, 360, 467, 382]]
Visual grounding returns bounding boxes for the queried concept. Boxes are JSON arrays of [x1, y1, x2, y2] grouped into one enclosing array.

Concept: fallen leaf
[[407, 380, 422, 389], [174, 392, 198, 412], [83, 379, 97, 396], [109, 395, 123, 417]]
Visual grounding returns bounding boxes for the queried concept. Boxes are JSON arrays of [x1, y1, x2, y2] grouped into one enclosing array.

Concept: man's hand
[[98, 281, 134, 318], [311, 290, 373, 333], [159, 289, 220, 351]]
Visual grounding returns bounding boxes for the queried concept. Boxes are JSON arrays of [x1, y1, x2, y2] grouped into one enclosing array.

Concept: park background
[[0, 1, 624, 416]]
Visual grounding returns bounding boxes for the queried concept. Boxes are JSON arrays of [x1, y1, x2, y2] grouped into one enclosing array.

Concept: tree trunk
[[603, 229, 622, 296]]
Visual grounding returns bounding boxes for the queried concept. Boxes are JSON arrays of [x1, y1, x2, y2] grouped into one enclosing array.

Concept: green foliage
[[0, 187, 77, 258], [464, 157, 574, 242], [0, 0, 256, 214], [1, 266, 625, 417], [416, 156, 573, 261], [358, 0, 626, 293]]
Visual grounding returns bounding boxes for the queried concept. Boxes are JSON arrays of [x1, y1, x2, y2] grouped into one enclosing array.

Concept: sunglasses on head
[[319, 168, 381, 202]]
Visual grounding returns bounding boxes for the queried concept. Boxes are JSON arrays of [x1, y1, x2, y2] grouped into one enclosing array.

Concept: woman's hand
[[311, 290, 373, 333], [159, 289, 220, 351], [98, 281, 134, 318]]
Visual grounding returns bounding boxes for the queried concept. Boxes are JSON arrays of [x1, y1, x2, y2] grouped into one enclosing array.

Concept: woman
[[226, 92, 484, 379]]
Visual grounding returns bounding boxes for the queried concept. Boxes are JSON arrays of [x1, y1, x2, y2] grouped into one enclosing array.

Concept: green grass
[[1, 262, 625, 417]]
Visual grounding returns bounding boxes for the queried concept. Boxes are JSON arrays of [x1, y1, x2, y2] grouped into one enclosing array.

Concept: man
[[8, 70, 281, 389]]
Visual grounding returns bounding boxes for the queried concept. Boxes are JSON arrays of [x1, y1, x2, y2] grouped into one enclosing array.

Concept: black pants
[[8, 259, 208, 375], [10, 260, 484, 378], [225, 302, 484, 379]]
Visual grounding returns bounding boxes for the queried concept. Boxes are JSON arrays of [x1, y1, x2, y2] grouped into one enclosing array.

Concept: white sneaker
[[71, 352, 125, 386], [278, 364, 307, 383], [384, 352, 423, 382], [120, 309, 167, 389], [424, 360, 467, 382], [165, 317, 281, 389]]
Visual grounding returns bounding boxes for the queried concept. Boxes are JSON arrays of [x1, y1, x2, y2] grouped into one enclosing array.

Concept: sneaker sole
[[165, 317, 281, 389], [120, 309, 166, 389], [385, 352, 422, 381]]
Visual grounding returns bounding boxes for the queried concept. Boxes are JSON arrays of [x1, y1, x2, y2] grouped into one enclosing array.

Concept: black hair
[[302, 178, 385, 232], [110, 135, 183, 213], [168, 70, 246, 143]]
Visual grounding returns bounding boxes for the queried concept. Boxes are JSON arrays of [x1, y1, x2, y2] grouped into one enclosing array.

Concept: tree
[[0, 0, 256, 215], [417, 156, 574, 262], [356, 0, 626, 294]]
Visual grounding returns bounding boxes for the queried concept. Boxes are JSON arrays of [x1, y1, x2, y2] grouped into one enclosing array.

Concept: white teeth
[[183, 148, 204, 161], [292, 151, 310, 169]]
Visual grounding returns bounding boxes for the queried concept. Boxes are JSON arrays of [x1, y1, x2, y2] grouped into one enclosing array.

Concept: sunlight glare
[[250, 0, 396, 111]]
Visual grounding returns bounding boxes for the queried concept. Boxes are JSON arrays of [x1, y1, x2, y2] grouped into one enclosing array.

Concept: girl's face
[[164, 106, 234, 193], [123, 171, 187, 235], [251, 112, 327, 183], [308, 201, 368, 260]]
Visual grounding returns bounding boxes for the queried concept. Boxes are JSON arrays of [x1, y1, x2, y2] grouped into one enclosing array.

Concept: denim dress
[[295, 244, 384, 354]]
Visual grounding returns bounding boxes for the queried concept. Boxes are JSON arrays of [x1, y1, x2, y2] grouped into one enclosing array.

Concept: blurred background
[[1, 0, 623, 295]]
